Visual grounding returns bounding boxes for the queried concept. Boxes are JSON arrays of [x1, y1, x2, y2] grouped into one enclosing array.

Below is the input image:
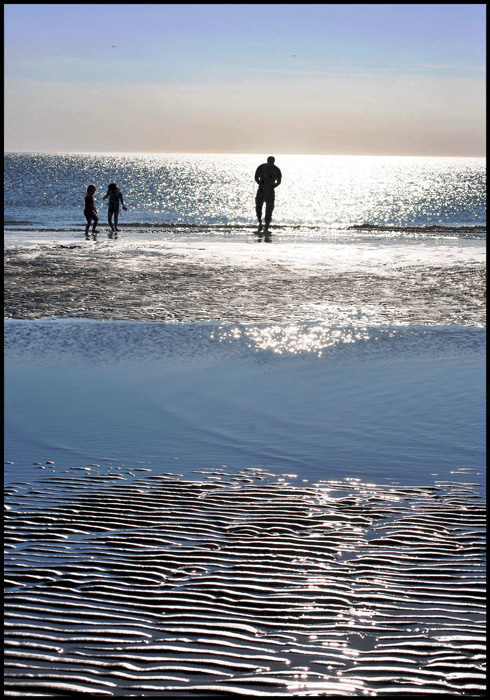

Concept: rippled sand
[[5, 467, 485, 696], [4, 238, 486, 325]]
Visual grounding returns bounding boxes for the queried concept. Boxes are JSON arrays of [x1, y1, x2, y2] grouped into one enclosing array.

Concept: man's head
[[267, 156, 275, 164]]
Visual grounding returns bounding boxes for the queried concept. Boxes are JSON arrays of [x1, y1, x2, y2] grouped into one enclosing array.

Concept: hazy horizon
[[4, 4, 486, 157], [4, 150, 486, 159]]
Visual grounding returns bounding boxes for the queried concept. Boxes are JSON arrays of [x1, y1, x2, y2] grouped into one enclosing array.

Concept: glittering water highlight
[[4, 153, 486, 238]]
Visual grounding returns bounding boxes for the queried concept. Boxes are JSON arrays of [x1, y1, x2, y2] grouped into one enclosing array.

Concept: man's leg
[[264, 194, 275, 228], [255, 190, 264, 230]]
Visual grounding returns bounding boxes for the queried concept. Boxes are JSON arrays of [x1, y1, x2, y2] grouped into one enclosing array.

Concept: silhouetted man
[[255, 156, 282, 232]]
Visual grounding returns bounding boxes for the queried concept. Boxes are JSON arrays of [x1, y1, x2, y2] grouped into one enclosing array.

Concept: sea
[[4, 153, 486, 696], [4, 152, 486, 237]]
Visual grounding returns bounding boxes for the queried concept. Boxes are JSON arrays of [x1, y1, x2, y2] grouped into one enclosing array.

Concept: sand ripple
[[4, 469, 485, 696]]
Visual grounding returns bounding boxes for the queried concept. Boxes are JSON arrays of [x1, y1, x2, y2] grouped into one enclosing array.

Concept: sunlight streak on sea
[[4, 153, 485, 238]]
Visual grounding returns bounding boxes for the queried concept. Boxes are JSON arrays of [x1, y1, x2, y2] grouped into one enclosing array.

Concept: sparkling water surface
[[4, 153, 486, 236]]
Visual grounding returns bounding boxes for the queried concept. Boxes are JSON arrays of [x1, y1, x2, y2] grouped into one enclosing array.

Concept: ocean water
[[4, 152, 486, 238]]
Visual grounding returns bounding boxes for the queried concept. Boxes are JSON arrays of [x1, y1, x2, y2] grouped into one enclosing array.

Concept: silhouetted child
[[84, 184, 99, 236], [103, 183, 127, 232]]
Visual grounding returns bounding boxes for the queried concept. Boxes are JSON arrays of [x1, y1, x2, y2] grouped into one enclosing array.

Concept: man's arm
[[254, 165, 263, 185], [274, 167, 282, 187]]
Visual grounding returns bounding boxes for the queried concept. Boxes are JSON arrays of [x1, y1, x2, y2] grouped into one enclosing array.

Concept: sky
[[4, 3, 486, 156]]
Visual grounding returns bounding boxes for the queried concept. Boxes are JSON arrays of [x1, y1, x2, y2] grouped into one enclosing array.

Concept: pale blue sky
[[4, 4, 486, 155]]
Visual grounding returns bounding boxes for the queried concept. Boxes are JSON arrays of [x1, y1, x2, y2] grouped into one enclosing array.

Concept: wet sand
[[4, 235, 486, 696], [5, 468, 486, 696], [4, 237, 486, 325]]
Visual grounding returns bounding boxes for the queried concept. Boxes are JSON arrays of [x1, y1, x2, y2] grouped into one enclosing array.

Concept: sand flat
[[4, 237, 485, 325]]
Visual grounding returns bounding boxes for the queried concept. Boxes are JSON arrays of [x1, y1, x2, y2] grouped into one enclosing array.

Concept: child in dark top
[[84, 184, 99, 236], [103, 183, 127, 232]]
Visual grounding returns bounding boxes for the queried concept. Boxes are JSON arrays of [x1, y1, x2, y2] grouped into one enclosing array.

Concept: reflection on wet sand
[[5, 468, 485, 696], [255, 228, 272, 243]]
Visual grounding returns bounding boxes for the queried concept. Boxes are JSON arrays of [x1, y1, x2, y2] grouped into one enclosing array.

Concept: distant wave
[[4, 220, 39, 225], [347, 223, 486, 234], [4, 221, 486, 231], [4, 220, 486, 239]]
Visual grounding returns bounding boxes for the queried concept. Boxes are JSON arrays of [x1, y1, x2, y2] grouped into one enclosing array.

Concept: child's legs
[[91, 214, 98, 232], [84, 213, 92, 235]]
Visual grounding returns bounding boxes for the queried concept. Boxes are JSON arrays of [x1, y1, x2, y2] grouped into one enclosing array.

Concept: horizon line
[[4, 150, 486, 159]]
